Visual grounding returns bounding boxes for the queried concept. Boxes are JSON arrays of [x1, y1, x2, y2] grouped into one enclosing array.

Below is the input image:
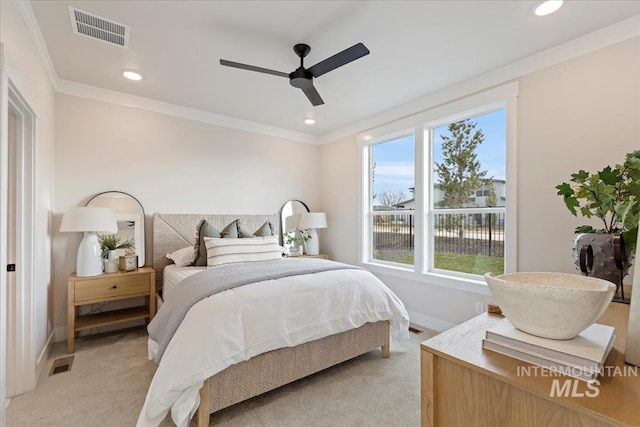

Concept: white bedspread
[[137, 268, 409, 427]]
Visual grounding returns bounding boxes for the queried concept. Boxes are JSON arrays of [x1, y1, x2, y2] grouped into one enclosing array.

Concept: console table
[[421, 303, 638, 426]]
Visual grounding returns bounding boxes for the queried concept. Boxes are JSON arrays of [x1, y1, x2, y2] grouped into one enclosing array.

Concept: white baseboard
[[36, 331, 55, 381], [53, 327, 67, 343], [408, 310, 456, 333]]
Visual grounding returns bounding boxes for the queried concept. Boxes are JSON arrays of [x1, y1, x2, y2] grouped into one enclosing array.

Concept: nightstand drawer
[[74, 274, 149, 302]]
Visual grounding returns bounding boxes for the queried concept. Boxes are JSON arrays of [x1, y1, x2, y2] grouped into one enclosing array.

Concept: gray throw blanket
[[148, 258, 361, 363]]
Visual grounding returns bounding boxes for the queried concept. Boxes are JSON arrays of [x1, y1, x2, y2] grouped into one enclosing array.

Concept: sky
[[372, 109, 506, 198]]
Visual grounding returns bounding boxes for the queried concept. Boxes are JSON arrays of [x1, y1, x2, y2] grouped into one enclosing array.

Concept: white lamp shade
[[285, 214, 301, 232], [299, 212, 327, 229], [60, 207, 118, 233]]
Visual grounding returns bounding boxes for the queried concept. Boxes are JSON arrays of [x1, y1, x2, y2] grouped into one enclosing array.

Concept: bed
[[138, 213, 409, 427]]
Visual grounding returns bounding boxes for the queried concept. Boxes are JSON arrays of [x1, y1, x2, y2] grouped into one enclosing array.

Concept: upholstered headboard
[[152, 212, 280, 291]]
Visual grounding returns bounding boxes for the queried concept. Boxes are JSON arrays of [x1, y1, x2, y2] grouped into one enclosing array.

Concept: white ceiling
[[28, 1, 640, 140]]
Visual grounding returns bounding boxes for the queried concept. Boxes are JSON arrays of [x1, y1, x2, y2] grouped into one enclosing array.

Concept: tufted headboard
[[152, 212, 280, 291]]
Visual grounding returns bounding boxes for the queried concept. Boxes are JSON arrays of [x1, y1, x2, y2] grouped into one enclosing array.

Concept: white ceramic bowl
[[484, 272, 616, 340]]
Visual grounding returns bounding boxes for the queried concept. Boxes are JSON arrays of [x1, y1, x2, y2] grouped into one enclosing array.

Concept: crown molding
[[16, 2, 640, 146], [55, 79, 321, 144], [15, 0, 59, 92], [319, 14, 640, 145], [15, 0, 320, 144]]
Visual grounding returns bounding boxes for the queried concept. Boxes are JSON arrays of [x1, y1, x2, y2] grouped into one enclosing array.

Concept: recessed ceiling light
[[123, 71, 142, 81], [304, 118, 315, 125], [534, 0, 563, 16], [362, 135, 373, 141]]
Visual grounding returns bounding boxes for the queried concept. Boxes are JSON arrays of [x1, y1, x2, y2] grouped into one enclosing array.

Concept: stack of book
[[483, 318, 615, 382]]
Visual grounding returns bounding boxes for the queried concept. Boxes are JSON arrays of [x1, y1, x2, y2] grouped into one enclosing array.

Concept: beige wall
[[1, 0, 57, 381], [53, 94, 321, 333], [320, 37, 640, 329], [517, 37, 640, 274], [318, 134, 360, 264]]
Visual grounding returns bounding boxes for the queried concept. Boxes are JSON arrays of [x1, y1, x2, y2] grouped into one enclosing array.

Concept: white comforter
[[137, 267, 409, 427]]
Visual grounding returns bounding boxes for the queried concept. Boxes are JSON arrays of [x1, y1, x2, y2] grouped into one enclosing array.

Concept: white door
[[3, 81, 36, 400]]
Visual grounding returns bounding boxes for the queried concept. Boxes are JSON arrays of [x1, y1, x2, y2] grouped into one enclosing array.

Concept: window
[[430, 110, 506, 277], [369, 134, 415, 265], [361, 84, 516, 288]]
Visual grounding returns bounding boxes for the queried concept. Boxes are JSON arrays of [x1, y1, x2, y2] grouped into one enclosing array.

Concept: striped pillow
[[204, 236, 282, 267]]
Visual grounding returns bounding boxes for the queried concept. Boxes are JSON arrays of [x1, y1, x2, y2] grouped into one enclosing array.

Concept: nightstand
[[67, 267, 155, 353], [300, 254, 329, 259]]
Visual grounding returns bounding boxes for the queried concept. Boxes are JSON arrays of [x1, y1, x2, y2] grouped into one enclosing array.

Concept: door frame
[[0, 44, 37, 416], [0, 44, 8, 426], [6, 81, 36, 397]]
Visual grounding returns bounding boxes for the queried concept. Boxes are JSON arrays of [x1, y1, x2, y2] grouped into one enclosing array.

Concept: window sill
[[361, 261, 492, 296]]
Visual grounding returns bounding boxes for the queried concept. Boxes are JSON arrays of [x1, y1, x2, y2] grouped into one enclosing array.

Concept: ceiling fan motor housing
[[289, 68, 313, 88]]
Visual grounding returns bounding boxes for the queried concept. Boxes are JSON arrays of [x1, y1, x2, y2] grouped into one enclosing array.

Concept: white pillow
[[204, 236, 282, 267], [166, 246, 196, 267]]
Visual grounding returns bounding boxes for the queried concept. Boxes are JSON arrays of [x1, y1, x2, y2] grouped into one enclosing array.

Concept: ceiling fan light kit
[[220, 42, 370, 106]]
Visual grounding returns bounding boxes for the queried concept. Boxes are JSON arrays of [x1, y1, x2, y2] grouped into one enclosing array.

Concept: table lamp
[[299, 212, 327, 256], [60, 206, 118, 277]]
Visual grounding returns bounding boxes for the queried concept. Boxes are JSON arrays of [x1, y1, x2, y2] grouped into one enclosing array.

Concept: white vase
[[104, 250, 119, 273], [288, 245, 303, 257]]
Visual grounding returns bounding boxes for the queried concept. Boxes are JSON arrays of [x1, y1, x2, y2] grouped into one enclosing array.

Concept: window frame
[[359, 83, 518, 295], [366, 130, 417, 266]]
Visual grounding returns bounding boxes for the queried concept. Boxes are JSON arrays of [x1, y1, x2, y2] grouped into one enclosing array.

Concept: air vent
[[49, 355, 74, 376], [68, 6, 129, 48]]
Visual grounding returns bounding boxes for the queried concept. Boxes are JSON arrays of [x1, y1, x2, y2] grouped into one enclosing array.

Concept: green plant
[[283, 229, 310, 246], [555, 150, 640, 254], [98, 234, 135, 258]]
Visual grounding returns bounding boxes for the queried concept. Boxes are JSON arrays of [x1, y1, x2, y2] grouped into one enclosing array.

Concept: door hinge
[[7, 264, 15, 272]]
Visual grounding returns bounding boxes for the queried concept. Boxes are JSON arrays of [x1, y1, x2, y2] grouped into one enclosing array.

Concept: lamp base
[[305, 228, 320, 255], [76, 232, 103, 277]]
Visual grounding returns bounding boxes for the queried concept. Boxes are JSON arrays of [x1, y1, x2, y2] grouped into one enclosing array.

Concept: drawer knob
[[112, 285, 117, 289]]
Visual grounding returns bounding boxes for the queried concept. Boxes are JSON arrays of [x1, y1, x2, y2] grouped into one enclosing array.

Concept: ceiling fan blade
[[307, 43, 370, 78], [301, 85, 324, 106], [219, 59, 289, 78]]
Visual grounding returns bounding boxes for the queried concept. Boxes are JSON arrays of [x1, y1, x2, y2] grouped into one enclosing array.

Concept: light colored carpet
[[7, 326, 436, 427]]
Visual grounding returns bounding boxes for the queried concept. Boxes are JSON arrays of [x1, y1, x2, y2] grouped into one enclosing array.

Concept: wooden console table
[[421, 303, 638, 426]]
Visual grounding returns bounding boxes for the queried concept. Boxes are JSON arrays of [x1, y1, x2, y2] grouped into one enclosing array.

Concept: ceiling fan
[[220, 43, 370, 106]]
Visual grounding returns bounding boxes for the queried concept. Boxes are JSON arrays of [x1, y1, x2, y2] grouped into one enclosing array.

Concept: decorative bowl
[[484, 272, 616, 340]]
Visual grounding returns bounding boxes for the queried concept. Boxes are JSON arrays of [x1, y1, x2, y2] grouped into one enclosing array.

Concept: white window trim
[[358, 83, 518, 294]]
